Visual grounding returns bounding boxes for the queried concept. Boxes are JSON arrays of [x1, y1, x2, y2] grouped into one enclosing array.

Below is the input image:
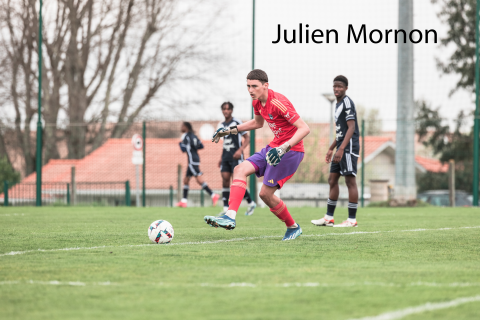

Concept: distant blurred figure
[[177, 122, 220, 208]]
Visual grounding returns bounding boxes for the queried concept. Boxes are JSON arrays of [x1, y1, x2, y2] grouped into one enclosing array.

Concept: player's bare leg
[[335, 175, 358, 227], [176, 176, 191, 207], [312, 172, 340, 226], [194, 175, 219, 206], [204, 161, 256, 229]]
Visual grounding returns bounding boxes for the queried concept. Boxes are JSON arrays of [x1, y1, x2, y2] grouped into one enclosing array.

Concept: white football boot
[[333, 220, 358, 227], [311, 216, 334, 227]]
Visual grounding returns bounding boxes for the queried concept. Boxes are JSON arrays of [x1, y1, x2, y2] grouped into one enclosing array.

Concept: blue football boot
[[282, 224, 302, 241], [204, 214, 236, 230]]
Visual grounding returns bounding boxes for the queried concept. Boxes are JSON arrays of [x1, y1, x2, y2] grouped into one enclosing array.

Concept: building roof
[[1, 135, 447, 201], [415, 156, 448, 173]]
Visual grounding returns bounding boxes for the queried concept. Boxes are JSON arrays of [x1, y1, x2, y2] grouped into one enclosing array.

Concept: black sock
[[183, 185, 189, 199], [243, 190, 253, 203], [202, 182, 213, 196], [327, 198, 337, 216], [222, 188, 230, 207], [348, 202, 358, 219]]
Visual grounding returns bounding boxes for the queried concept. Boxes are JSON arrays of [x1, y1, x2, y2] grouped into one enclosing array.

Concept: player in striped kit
[[311, 75, 359, 227], [217, 102, 256, 216]]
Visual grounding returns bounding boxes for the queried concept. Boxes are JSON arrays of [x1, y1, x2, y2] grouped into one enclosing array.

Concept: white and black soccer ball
[[148, 220, 174, 244]]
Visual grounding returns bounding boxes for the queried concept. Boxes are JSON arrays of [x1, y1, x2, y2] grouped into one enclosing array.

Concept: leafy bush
[[0, 157, 20, 194]]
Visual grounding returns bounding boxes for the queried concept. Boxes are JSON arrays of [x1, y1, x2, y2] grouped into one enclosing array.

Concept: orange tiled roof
[[415, 156, 448, 173], [2, 136, 446, 200]]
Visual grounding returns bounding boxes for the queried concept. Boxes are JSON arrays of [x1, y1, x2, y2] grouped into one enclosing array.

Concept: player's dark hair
[[334, 75, 348, 87], [221, 102, 234, 110], [183, 121, 194, 133], [247, 69, 268, 84]]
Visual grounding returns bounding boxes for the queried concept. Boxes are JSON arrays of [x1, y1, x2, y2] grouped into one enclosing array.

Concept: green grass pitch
[[0, 206, 479, 320]]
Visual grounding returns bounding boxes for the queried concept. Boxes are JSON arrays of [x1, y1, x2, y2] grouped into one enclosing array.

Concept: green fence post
[[361, 119, 365, 207], [67, 183, 70, 206], [249, 0, 257, 203], [473, 0, 480, 206], [36, 0, 43, 207], [200, 189, 204, 207], [169, 185, 173, 207], [4, 181, 8, 207], [125, 181, 131, 207], [142, 121, 146, 207]]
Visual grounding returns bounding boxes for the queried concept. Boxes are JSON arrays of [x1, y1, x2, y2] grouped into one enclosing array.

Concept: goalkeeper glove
[[212, 126, 238, 143], [266, 142, 291, 167]]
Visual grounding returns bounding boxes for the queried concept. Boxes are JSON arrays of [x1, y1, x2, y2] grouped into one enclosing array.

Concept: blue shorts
[[246, 145, 304, 189]]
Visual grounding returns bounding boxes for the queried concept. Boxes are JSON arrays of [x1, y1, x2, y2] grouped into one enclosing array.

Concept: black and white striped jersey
[[179, 132, 204, 164], [334, 95, 360, 157], [217, 117, 247, 161]]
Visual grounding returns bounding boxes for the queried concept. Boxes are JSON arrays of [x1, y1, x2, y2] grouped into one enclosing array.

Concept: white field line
[[348, 295, 480, 320], [278, 282, 480, 288], [1, 226, 479, 258], [1, 280, 479, 289], [0, 280, 115, 286], [0, 213, 25, 217]]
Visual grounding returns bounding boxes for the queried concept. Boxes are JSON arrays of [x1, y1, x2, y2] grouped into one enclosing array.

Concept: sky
[[1, 0, 473, 129], [180, 0, 473, 127]]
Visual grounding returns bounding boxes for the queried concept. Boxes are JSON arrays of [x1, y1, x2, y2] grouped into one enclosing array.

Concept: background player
[[217, 102, 257, 216], [311, 75, 359, 227], [176, 122, 220, 208], [204, 69, 310, 241]]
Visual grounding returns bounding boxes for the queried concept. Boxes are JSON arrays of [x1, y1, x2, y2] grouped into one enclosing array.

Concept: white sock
[[249, 201, 255, 206], [348, 218, 357, 223], [324, 214, 333, 220], [223, 206, 229, 212], [181, 198, 187, 203], [225, 210, 236, 219], [287, 223, 298, 229]]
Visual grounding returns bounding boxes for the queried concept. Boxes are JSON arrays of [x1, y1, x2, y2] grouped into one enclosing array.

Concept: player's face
[[333, 81, 347, 98], [180, 124, 187, 133], [222, 106, 233, 119], [247, 79, 268, 100]]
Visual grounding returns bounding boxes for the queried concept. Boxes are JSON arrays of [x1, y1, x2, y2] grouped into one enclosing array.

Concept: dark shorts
[[220, 159, 243, 173], [330, 152, 358, 176], [186, 164, 203, 177], [246, 145, 304, 189]]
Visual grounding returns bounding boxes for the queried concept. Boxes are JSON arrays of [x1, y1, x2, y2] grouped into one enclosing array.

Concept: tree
[[415, 100, 474, 192], [432, 0, 476, 94], [0, 0, 222, 175], [356, 105, 382, 135], [0, 156, 20, 194]]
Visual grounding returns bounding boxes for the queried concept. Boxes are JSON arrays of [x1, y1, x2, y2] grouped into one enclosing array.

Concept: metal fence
[[1, 114, 473, 208]]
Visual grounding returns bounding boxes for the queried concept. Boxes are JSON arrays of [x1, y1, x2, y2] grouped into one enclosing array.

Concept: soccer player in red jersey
[[204, 69, 310, 241]]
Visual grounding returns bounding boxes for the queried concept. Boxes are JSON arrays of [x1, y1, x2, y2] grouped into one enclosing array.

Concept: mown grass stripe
[[1, 226, 479, 258]]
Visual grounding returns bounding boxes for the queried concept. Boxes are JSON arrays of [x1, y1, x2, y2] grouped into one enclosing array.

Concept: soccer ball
[[148, 220, 174, 244]]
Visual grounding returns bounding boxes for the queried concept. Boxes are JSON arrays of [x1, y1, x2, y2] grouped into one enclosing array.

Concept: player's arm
[[265, 118, 310, 167], [333, 120, 355, 163], [179, 135, 187, 152], [286, 118, 310, 148], [241, 132, 250, 150], [233, 132, 250, 160], [326, 140, 337, 163], [212, 115, 263, 143], [237, 115, 264, 131]]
